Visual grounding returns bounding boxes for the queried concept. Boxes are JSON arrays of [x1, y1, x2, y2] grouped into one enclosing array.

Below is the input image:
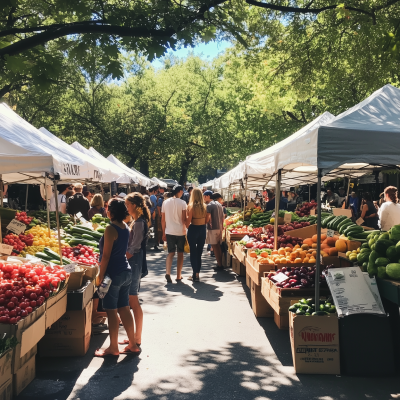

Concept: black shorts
[[166, 234, 186, 253]]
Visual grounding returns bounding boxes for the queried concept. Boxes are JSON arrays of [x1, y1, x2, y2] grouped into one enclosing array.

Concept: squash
[[327, 247, 338, 256], [321, 243, 330, 250], [321, 233, 327, 241], [326, 237, 337, 247], [312, 234, 318, 243], [335, 239, 347, 253]]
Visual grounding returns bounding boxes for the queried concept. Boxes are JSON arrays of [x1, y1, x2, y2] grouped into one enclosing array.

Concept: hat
[[172, 185, 184, 195], [118, 192, 127, 199], [203, 190, 213, 197]]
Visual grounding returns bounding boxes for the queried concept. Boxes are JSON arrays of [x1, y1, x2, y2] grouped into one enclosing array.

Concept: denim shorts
[[166, 234, 186, 253], [102, 270, 132, 310], [128, 250, 143, 296]]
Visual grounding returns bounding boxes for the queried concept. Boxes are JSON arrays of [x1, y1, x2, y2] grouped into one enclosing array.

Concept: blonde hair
[[189, 188, 206, 213], [91, 193, 104, 208], [74, 182, 83, 192]]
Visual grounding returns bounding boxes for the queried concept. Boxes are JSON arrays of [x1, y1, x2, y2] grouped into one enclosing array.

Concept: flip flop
[[118, 339, 141, 346], [176, 277, 183, 281], [165, 274, 172, 283], [94, 350, 119, 358], [120, 348, 141, 355]]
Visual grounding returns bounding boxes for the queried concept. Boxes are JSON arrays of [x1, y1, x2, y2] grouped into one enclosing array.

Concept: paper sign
[[6, 219, 26, 235], [241, 235, 250, 243], [62, 264, 77, 273], [327, 229, 335, 238], [284, 213, 292, 223], [0, 243, 13, 255], [332, 208, 352, 218], [356, 217, 364, 226], [76, 212, 82, 218], [310, 209, 315, 216], [272, 272, 289, 283]]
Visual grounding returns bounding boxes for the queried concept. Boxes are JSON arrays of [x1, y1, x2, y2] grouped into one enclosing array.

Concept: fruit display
[[62, 245, 99, 265], [359, 229, 400, 280], [29, 210, 72, 229], [264, 222, 311, 236], [267, 264, 328, 288], [15, 211, 33, 225], [90, 213, 110, 225], [249, 243, 316, 265], [0, 261, 69, 324], [24, 225, 63, 253], [2, 233, 34, 256], [239, 229, 303, 250], [289, 297, 336, 315], [294, 200, 317, 217]]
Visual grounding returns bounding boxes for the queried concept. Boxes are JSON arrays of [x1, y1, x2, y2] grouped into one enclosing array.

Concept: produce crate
[[261, 277, 330, 330], [226, 230, 247, 242], [0, 378, 12, 400], [376, 278, 400, 305], [67, 269, 86, 291], [0, 349, 13, 387], [231, 256, 245, 276], [246, 256, 275, 286], [45, 285, 68, 329], [67, 280, 95, 311], [246, 272, 251, 288], [13, 353, 35, 397], [251, 280, 274, 317], [233, 242, 246, 264]]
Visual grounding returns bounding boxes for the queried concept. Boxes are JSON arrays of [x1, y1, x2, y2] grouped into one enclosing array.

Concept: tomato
[[30, 300, 37, 308], [9, 317, 17, 324], [5, 290, 12, 298], [7, 302, 15, 310], [9, 310, 17, 318], [30, 293, 37, 300]]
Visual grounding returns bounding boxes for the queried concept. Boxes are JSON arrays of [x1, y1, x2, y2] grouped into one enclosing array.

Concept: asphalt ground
[[17, 246, 400, 400]]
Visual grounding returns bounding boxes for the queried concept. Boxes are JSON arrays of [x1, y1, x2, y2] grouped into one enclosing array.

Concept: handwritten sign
[[0, 243, 13, 255], [284, 213, 292, 224], [356, 217, 364, 226], [6, 219, 26, 235], [272, 272, 289, 284], [327, 229, 335, 238], [310, 209, 315, 216], [62, 263, 77, 273], [76, 212, 82, 219]]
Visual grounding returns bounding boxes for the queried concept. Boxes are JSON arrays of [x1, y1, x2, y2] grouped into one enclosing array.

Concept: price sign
[[327, 229, 335, 238], [25, 254, 42, 263], [241, 235, 250, 243], [62, 263, 77, 273], [310, 209, 316, 216], [356, 217, 364, 226], [6, 219, 26, 235], [76, 212, 82, 219], [0, 243, 13, 255], [272, 272, 289, 284], [284, 213, 292, 224]]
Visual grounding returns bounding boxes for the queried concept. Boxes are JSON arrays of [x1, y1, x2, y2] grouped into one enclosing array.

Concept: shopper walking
[[203, 190, 224, 269], [162, 185, 187, 283], [378, 186, 400, 231], [66, 182, 90, 220], [119, 193, 151, 348], [95, 199, 139, 357], [186, 188, 211, 281], [88, 193, 107, 219]]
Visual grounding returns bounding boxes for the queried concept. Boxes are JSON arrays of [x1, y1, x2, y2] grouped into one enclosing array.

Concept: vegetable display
[[2, 233, 34, 256], [15, 211, 33, 225], [62, 245, 99, 265], [267, 264, 328, 288], [0, 261, 69, 324], [294, 200, 317, 217], [289, 297, 336, 315]]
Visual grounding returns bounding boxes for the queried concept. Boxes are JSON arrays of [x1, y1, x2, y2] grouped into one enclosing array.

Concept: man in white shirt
[[49, 184, 70, 213], [162, 185, 187, 283]]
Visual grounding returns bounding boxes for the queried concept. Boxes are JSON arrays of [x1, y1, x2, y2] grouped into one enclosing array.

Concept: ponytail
[[125, 192, 151, 221], [384, 186, 398, 203]]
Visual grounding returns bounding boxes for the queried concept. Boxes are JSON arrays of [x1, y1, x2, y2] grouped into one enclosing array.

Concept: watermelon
[[386, 246, 398, 263], [367, 250, 380, 276], [378, 232, 390, 241], [386, 263, 400, 280], [377, 266, 388, 279], [375, 239, 393, 256], [375, 257, 390, 267]]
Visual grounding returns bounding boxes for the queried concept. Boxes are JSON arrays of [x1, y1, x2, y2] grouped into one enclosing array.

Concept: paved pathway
[[18, 248, 400, 400]]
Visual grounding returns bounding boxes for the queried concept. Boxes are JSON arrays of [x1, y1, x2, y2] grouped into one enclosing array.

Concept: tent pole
[[244, 179, 247, 220], [309, 184, 311, 202], [274, 170, 281, 250], [346, 176, 351, 208], [45, 177, 51, 238], [25, 185, 29, 211], [0, 175, 3, 207], [53, 180, 63, 265], [109, 183, 112, 199], [227, 185, 230, 208], [315, 169, 322, 312]]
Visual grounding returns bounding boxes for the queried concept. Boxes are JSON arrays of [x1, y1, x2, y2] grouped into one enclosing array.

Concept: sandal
[[165, 274, 172, 283]]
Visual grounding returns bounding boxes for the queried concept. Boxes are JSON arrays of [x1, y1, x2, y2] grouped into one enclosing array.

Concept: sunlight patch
[[241, 381, 260, 391]]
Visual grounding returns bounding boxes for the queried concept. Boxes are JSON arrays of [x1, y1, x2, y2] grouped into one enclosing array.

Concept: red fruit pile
[[2, 233, 32, 254], [267, 265, 327, 289], [0, 262, 68, 324], [295, 201, 316, 217], [62, 245, 99, 265], [15, 211, 33, 225], [264, 223, 310, 235]]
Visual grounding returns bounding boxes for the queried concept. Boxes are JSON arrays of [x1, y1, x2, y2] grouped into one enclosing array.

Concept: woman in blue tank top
[[95, 199, 140, 357]]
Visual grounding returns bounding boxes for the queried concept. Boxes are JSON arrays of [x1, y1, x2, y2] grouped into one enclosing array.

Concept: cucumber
[[71, 226, 95, 236], [49, 259, 61, 265], [322, 215, 335, 228], [339, 221, 354, 234], [43, 247, 61, 259], [35, 252, 53, 261], [337, 218, 352, 230], [82, 233, 100, 242], [332, 216, 347, 230], [96, 227, 105, 233], [69, 238, 99, 247], [343, 225, 363, 236]]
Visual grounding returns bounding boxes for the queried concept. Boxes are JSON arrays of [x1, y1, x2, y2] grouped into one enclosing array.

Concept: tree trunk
[[127, 154, 138, 168], [139, 159, 149, 177], [179, 153, 196, 185]]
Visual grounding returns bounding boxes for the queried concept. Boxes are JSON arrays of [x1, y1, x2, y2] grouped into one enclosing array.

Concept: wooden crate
[[246, 256, 275, 286], [226, 230, 247, 243], [232, 256, 245, 276], [274, 310, 289, 330], [251, 280, 274, 317], [233, 242, 246, 264]]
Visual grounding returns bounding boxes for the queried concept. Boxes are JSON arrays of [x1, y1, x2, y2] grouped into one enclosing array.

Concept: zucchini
[[43, 247, 61, 259], [343, 225, 363, 236], [322, 215, 335, 228], [49, 259, 61, 265], [82, 233, 100, 242], [69, 238, 99, 247], [73, 225, 96, 233], [339, 221, 354, 234], [337, 218, 352, 230], [332, 216, 347, 230], [35, 252, 53, 261], [96, 227, 105, 233], [71, 226, 95, 236]]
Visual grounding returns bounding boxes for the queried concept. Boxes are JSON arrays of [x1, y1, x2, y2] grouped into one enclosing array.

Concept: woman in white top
[[378, 186, 400, 231]]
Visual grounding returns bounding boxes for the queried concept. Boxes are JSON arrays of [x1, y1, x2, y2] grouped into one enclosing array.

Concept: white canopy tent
[[0, 104, 89, 184], [39, 128, 116, 183], [151, 177, 168, 189], [70, 142, 133, 184], [106, 154, 153, 187], [199, 179, 217, 190]]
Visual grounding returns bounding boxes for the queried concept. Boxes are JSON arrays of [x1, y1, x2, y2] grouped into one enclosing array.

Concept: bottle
[[97, 275, 112, 299], [163, 241, 168, 251]]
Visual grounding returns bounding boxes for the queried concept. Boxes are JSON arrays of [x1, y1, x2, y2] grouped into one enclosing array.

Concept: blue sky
[[152, 40, 231, 68]]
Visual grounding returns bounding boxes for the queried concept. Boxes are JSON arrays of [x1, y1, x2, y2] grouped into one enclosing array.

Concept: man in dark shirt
[[67, 182, 90, 220], [181, 187, 193, 204], [265, 190, 287, 212]]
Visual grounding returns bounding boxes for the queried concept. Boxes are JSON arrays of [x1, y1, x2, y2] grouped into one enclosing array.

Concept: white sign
[[356, 217, 364, 226], [25, 254, 42, 263], [327, 229, 335, 238], [62, 263, 77, 273], [284, 213, 292, 224], [272, 272, 289, 284], [0, 243, 13, 255], [241, 235, 250, 243], [6, 219, 26, 235], [76, 215, 94, 230], [76, 212, 82, 218]]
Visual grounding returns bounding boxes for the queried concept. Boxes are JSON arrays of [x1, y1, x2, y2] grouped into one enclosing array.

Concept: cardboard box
[[233, 242, 246, 264], [246, 272, 251, 288], [226, 230, 247, 242], [246, 257, 274, 286], [0, 349, 13, 387], [0, 378, 12, 400], [0, 303, 44, 373], [83, 264, 98, 282], [67, 270, 86, 291], [46, 285, 68, 329], [39, 301, 92, 357], [251, 280, 274, 317], [67, 279, 95, 311], [332, 208, 352, 218], [231, 257, 245, 276], [345, 240, 362, 251], [322, 256, 352, 268], [286, 224, 317, 240], [13, 354, 35, 397], [274, 310, 289, 330], [290, 310, 340, 374]]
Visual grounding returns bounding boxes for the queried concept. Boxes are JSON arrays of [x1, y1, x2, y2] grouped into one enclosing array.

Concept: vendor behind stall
[[360, 192, 379, 229], [378, 186, 400, 231], [265, 190, 287, 211], [323, 187, 340, 207]]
